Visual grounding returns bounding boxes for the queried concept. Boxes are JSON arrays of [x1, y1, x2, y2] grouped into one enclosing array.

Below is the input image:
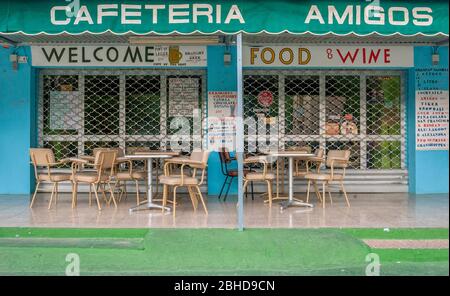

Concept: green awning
[[0, 0, 448, 36]]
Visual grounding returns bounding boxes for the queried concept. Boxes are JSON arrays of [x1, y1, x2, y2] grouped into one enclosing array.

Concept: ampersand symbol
[[326, 48, 333, 59]]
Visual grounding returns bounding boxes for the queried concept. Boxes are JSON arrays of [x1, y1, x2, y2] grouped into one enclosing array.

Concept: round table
[[125, 151, 179, 213], [265, 151, 315, 210]]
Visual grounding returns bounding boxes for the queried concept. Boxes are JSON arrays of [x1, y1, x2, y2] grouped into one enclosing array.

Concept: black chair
[[218, 148, 254, 201]]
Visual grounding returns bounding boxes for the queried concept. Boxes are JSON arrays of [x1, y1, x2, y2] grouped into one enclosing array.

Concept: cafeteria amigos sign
[[0, 0, 448, 36]]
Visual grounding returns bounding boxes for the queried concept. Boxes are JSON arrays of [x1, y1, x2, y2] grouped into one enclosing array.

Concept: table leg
[[276, 158, 279, 198], [129, 158, 171, 213], [280, 157, 314, 210]]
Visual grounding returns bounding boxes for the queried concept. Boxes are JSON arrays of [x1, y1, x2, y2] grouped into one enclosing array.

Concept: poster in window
[[207, 91, 237, 151], [49, 91, 82, 130], [168, 78, 200, 117]]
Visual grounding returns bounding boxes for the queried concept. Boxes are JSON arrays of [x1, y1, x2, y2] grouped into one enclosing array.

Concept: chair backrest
[[315, 148, 324, 158], [326, 150, 350, 168], [190, 150, 211, 168], [110, 147, 124, 157], [30, 148, 55, 166], [218, 148, 232, 164], [92, 147, 124, 157], [94, 150, 117, 171], [92, 148, 108, 157], [287, 146, 311, 153]]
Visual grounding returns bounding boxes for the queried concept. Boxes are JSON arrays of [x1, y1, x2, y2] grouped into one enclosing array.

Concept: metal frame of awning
[[1, 32, 449, 47]]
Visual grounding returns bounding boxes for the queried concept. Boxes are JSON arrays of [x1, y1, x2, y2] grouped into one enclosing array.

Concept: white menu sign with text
[[168, 78, 200, 117], [416, 90, 449, 150], [207, 91, 237, 151]]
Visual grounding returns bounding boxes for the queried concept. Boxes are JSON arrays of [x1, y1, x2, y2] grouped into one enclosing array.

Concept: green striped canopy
[[0, 0, 448, 36]]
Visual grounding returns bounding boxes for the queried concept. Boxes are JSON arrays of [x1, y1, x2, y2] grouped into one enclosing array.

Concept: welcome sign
[[0, 0, 448, 36], [31, 45, 207, 67]]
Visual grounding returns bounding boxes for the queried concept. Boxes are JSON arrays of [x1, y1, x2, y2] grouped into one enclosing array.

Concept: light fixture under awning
[[0, 0, 448, 37]]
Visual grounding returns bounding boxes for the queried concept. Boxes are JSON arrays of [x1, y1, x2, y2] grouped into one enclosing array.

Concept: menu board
[[207, 91, 237, 151], [415, 67, 449, 151], [49, 91, 82, 130], [208, 91, 237, 117], [168, 78, 200, 117]]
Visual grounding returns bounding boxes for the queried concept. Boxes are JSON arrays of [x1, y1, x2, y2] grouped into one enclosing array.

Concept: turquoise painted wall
[[408, 46, 449, 194], [0, 46, 37, 194], [206, 45, 238, 196]]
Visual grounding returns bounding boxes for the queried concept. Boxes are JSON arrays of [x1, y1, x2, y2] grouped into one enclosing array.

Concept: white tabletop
[[124, 151, 180, 159]]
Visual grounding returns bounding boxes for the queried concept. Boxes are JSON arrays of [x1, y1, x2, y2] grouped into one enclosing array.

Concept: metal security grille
[[38, 69, 206, 161], [243, 70, 406, 171]]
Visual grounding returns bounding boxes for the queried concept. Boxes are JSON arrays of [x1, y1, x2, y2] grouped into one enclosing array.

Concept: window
[[39, 70, 206, 159], [243, 70, 405, 170]]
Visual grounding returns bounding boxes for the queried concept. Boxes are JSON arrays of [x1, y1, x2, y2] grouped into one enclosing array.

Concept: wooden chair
[[243, 155, 275, 207], [79, 147, 113, 162], [294, 148, 324, 178], [115, 157, 147, 205], [305, 150, 351, 208], [160, 150, 210, 217], [29, 148, 72, 209], [80, 147, 134, 202], [71, 150, 118, 211]]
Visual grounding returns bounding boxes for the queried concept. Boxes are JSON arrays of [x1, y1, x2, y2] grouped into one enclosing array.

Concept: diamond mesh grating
[[39, 69, 405, 171], [243, 70, 406, 170], [39, 69, 206, 160]]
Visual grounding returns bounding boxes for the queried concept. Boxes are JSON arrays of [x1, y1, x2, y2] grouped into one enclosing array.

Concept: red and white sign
[[257, 91, 274, 107], [208, 91, 237, 117], [207, 91, 238, 151], [244, 45, 413, 68]]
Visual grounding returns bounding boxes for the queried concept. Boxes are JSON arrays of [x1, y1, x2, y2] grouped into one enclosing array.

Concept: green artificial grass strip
[[0, 227, 148, 239], [340, 228, 449, 240], [0, 228, 371, 276], [0, 237, 145, 250], [374, 249, 449, 263], [0, 228, 447, 275], [378, 262, 448, 276]]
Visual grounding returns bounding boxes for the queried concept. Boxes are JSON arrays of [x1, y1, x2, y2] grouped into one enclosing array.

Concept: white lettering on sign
[[243, 46, 413, 67], [305, 5, 433, 26], [31, 45, 207, 67], [50, 3, 245, 25]]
